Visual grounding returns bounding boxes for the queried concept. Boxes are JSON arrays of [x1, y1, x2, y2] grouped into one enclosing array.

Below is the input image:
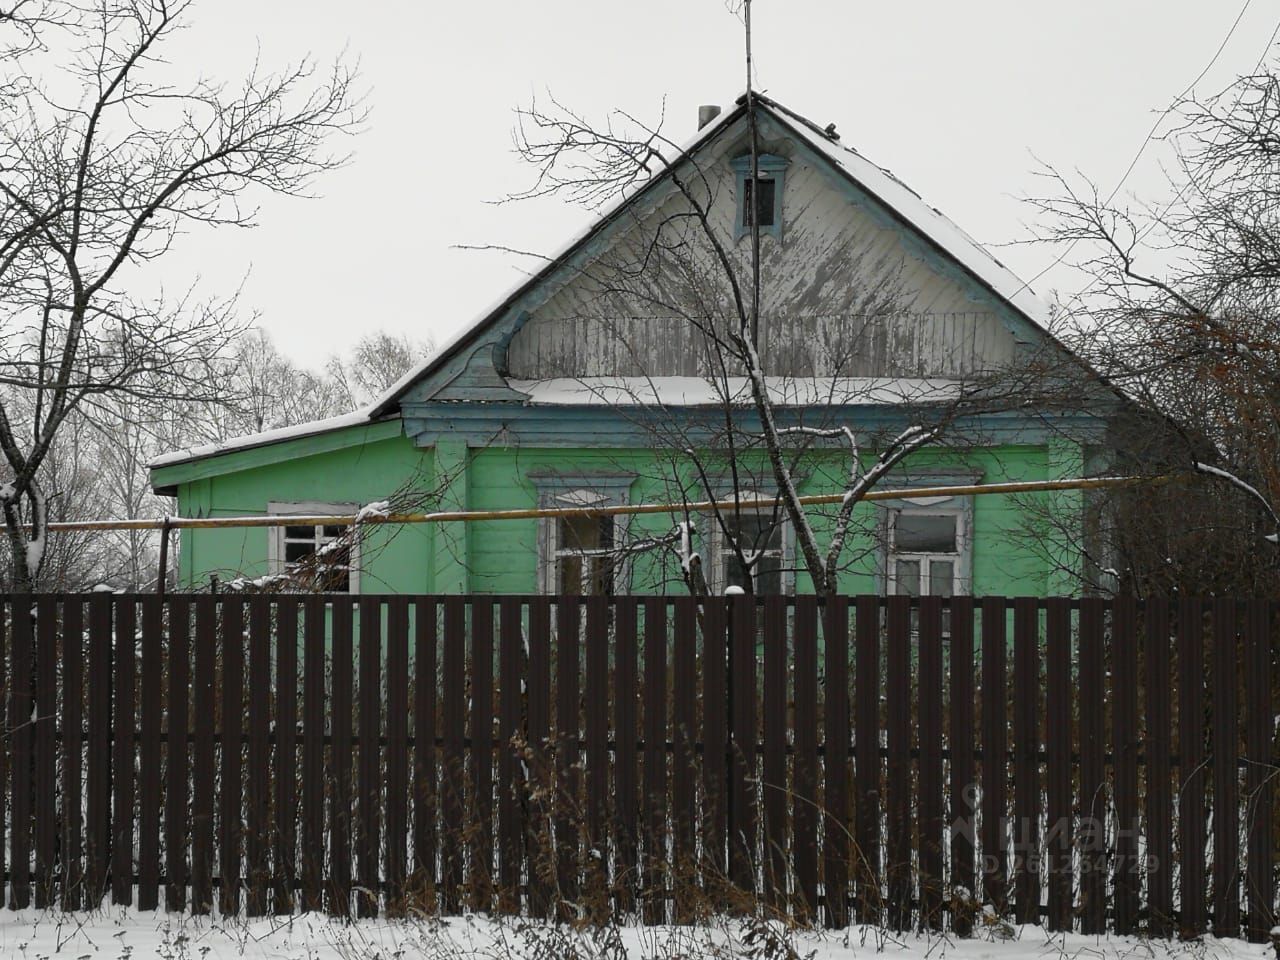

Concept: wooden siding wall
[[506, 144, 1018, 380]]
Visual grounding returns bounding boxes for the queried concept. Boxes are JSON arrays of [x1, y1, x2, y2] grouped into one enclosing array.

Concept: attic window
[[731, 153, 789, 241]]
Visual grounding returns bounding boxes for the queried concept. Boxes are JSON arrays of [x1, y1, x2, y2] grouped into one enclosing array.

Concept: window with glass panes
[[887, 510, 960, 597], [268, 501, 359, 593], [716, 511, 785, 595], [553, 513, 615, 596]]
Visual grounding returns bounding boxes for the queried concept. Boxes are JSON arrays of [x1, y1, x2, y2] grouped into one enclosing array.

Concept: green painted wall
[[161, 423, 1078, 597]]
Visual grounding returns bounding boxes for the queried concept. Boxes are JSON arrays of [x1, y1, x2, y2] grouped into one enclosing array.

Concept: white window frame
[[531, 474, 634, 595], [708, 490, 794, 596], [267, 500, 360, 594], [879, 494, 973, 597]]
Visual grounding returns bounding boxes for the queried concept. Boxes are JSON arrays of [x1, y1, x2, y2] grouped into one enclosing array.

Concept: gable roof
[[151, 92, 1072, 484], [369, 91, 1059, 417]]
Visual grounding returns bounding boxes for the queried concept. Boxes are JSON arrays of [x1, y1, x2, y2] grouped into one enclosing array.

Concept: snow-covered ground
[[0, 910, 1271, 960]]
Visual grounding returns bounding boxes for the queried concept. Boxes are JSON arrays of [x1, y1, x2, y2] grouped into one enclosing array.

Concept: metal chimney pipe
[[697, 104, 722, 130]]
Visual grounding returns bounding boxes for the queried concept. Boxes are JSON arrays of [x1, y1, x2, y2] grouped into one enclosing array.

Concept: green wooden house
[[149, 94, 1117, 598]]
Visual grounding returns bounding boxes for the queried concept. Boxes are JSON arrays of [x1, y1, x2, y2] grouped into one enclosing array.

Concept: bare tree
[[1028, 57, 1280, 594], [325, 330, 434, 410], [0, 0, 362, 591]]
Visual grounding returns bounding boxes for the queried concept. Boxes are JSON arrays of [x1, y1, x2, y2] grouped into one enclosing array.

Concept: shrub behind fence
[[0, 592, 1275, 936]]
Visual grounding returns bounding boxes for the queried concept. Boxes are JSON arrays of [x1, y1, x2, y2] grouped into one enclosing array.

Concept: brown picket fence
[[0, 593, 1275, 936]]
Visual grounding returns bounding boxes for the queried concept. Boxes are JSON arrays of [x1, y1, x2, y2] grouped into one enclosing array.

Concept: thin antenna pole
[[745, 0, 761, 348]]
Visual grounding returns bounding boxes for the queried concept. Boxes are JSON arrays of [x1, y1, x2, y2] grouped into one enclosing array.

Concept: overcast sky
[[157, 1, 1279, 369]]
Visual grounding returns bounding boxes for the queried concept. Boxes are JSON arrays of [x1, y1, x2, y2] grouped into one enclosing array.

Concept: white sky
[[156, 1, 1279, 369]]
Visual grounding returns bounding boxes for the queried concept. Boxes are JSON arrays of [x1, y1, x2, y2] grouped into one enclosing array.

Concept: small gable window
[[732, 153, 789, 241]]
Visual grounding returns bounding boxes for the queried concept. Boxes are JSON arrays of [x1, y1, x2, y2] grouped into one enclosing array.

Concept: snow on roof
[[509, 376, 963, 407], [149, 407, 380, 470]]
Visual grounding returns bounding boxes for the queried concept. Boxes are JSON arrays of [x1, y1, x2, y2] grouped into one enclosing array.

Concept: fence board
[[918, 596, 944, 931], [274, 598, 299, 914], [111, 598, 135, 907], [614, 597, 639, 915], [165, 599, 191, 913], [702, 597, 728, 889], [671, 597, 697, 920], [246, 596, 271, 916], [0, 603, 7, 907], [948, 596, 976, 936], [385, 598, 408, 914], [584, 595, 610, 916], [525, 597, 551, 918], [886, 594, 912, 931], [357, 597, 383, 918], [980, 597, 1007, 918], [469, 598, 494, 912], [219, 598, 244, 916], [497, 596, 522, 914], [1212, 597, 1240, 937], [1144, 599, 1173, 938], [1011, 597, 1040, 926], [33, 596, 56, 908], [61, 599, 85, 911], [1079, 597, 1106, 934], [554, 596, 580, 917], [729, 595, 757, 896], [441, 596, 465, 912], [854, 594, 881, 924], [1111, 595, 1139, 934], [824, 596, 851, 928], [792, 596, 819, 922], [642, 597, 667, 924], [137, 596, 164, 912], [1044, 597, 1072, 932], [1245, 599, 1274, 942], [328, 597, 354, 917], [191, 596, 216, 914], [301, 596, 326, 912], [412, 597, 438, 905], [1178, 596, 1207, 937], [762, 595, 788, 913]]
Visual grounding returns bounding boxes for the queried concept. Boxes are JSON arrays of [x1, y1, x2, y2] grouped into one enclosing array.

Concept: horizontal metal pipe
[[36, 474, 1160, 533]]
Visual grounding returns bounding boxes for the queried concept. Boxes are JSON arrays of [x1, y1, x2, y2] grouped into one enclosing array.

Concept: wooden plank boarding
[[1011, 596, 1040, 926], [191, 596, 217, 914], [1044, 597, 1072, 932], [246, 596, 271, 916], [218, 598, 244, 915], [642, 597, 667, 924], [762, 595, 788, 913], [357, 596, 383, 918], [885, 594, 912, 930], [383, 598, 408, 915], [701, 597, 728, 889], [1178, 597, 1207, 936], [469, 598, 495, 912], [328, 596, 354, 917], [613, 597, 639, 916], [917, 595, 944, 930], [525, 597, 552, 918], [948, 596, 976, 936], [671, 596, 698, 920], [137, 596, 164, 911], [1078, 597, 1106, 934], [165, 599, 191, 913], [1245, 599, 1274, 942], [584, 595, 610, 916], [1144, 599, 1173, 938], [728, 594, 757, 896], [1111, 595, 1140, 934], [497, 596, 523, 913], [301, 596, 326, 912], [791, 596, 819, 921], [440, 595, 465, 912], [980, 597, 1008, 918], [554, 596, 581, 917], [1211, 598, 1240, 937], [854, 595, 881, 924], [823, 595, 851, 928], [274, 597, 300, 914], [412, 597, 439, 905], [111, 598, 135, 907], [61, 598, 85, 910], [33, 596, 56, 908]]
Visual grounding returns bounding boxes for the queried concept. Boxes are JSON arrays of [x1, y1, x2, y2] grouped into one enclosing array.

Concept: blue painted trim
[[402, 401, 1109, 449], [731, 153, 788, 241]]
